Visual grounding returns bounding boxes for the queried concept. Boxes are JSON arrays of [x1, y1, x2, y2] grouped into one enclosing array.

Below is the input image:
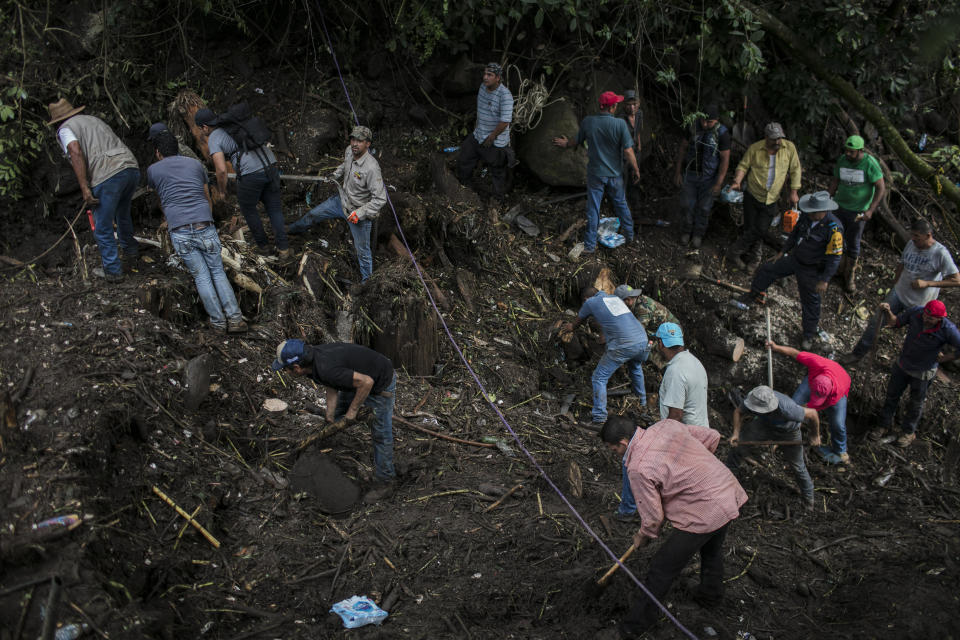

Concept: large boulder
[[516, 100, 588, 187], [443, 54, 482, 95], [284, 108, 342, 163]]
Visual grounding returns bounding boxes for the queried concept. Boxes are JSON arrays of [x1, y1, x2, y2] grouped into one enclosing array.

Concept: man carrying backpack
[[287, 126, 386, 282], [194, 107, 291, 259]]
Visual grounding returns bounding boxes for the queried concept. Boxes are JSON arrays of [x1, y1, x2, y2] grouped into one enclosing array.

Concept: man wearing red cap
[[874, 299, 960, 447], [767, 340, 851, 464], [553, 91, 640, 254]]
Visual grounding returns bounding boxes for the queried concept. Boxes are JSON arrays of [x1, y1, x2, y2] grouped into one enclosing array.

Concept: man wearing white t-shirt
[[841, 217, 959, 364], [654, 322, 709, 427]]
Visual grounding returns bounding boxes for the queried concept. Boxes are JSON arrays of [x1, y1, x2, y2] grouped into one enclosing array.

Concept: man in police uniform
[[740, 191, 844, 350]]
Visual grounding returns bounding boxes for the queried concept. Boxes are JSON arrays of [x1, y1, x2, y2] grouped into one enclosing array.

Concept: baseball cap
[[148, 122, 169, 141], [599, 91, 624, 108], [623, 90, 639, 103], [925, 299, 947, 318], [350, 125, 373, 141], [271, 339, 307, 370], [744, 385, 779, 414], [806, 374, 835, 411], [703, 103, 720, 119], [845, 135, 864, 150], [764, 122, 785, 139], [655, 322, 684, 348], [194, 108, 218, 128], [614, 284, 642, 300]]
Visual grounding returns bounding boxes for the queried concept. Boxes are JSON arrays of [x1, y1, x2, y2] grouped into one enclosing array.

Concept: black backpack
[[216, 102, 273, 176]]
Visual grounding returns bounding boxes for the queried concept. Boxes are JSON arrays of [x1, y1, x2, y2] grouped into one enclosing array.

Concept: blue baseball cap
[[655, 322, 684, 348], [147, 122, 169, 141], [271, 339, 306, 370]]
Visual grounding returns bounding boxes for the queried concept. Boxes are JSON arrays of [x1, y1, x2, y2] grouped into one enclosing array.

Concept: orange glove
[[347, 210, 359, 224]]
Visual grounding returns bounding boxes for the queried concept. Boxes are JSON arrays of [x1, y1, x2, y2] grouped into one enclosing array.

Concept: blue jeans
[[591, 343, 648, 423], [91, 167, 140, 276], [585, 174, 635, 250], [617, 458, 637, 516], [726, 420, 813, 501], [236, 167, 288, 250], [792, 377, 848, 455], [288, 194, 374, 280], [834, 207, 866, 257], [335, 374, 396, 481], [170, 225, 242, 327], [853, 289, 905, 357], [681, 172, 718, 237], [880, 362, 931, 435]]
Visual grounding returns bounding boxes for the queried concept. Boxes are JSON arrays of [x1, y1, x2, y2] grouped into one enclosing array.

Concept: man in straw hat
[[739, 191, 844, 350], [726, 385, 821, 510], [47, 98, 140, 282]]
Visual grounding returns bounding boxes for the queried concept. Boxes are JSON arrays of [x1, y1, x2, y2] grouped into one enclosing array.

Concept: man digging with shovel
[[272, 339, 397, 503], [599, 418, 747, 638]]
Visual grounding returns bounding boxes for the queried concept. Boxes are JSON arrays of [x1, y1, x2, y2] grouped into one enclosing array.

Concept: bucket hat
[[744, 385, 779, 414]]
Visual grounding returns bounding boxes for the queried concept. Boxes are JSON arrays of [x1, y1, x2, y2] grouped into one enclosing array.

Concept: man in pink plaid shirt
[[600, 418, 748, 638]]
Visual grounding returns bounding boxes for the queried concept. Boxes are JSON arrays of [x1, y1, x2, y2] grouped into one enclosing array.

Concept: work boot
[[843, 256, 859, 293], [896, 433, 916, 448], [363, 480, 396, 504], [277, 248, 294, 260], [226, 317, 248, 333], [800, 335, 815, 351], [691, 235, 703, 249]]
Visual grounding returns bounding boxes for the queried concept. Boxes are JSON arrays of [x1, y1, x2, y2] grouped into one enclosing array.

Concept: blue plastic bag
[[330, 596, 389, 629], [720, 185, 743, 203], [597, 217, 625, 248]]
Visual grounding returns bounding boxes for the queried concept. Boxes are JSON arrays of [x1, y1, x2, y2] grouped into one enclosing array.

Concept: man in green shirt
[[828, 135, 885, 293]]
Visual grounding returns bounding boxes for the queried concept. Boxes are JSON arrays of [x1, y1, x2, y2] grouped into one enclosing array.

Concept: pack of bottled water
[[597, 217, 625, 248], [330, 595, 389, 628]]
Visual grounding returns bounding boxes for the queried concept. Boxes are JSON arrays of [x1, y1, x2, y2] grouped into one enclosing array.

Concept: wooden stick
[[766, 308, 774, 388], [151, 486, 221, 548], [484, 484, 522, 513], [393, 415, 495, 448], [296, 418, 353, 451], [597, 542, 638, 586]]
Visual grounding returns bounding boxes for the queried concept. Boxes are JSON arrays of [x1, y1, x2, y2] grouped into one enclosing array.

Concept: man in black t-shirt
[[272, 339, 397, 502], [673, 104, 731, 248]]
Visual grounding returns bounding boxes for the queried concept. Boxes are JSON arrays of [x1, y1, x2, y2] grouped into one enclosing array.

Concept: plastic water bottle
[[918, 134, 928, 151], [442, 146, 459, 153], [654, 219, 670, 227], [54, 623, 90, 640], [728, 299, 749, 311]]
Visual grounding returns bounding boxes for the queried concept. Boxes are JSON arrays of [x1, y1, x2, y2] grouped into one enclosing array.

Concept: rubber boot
[[843, 256, 858, 293]]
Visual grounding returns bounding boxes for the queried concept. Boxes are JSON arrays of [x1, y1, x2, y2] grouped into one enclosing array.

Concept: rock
[[430, 155, 481, 206], [517, 100, 588, 187], [183, 354, 212, 412], [289, 451, 360, 514], [285, 108, 342, 162], [443, 54, 482, 95]]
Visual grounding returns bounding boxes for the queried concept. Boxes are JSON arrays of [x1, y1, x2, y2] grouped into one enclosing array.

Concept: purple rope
[[310, 4, 698, 638]]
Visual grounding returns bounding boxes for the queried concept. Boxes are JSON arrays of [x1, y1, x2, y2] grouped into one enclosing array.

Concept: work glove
[[347, 210, 360, 224]]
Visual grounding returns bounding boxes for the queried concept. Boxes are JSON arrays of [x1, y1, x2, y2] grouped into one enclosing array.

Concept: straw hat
[[47, 98, 85, 126]]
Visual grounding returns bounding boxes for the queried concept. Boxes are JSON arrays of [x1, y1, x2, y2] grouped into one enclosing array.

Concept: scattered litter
[[481, 436, 516, 456], [568, 242, 585, 260], [53, 623, 90, 639], [32, 514, 82, 531], [24, 408, 47, 429], [330, 595, 389, 629], [597, 217, 625, 248], [546, 253, 560, 262], [874, 467, 895, 487], [513, 214, 540, 237], [704, 627, 718, 637]]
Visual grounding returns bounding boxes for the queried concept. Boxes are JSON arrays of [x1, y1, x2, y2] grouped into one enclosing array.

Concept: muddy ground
[[2, 68, 960, 640]]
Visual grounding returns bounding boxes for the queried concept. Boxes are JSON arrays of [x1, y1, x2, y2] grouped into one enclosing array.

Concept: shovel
[[596, 542, 638, 587]]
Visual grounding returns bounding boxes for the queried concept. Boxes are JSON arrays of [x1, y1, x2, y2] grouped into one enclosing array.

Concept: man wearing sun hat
[[767, 340, 851, 464], [828, 135, 886, 292], [553, 90, 640, 254], [726, 385, 821, 510], [873, 299, 960, 447], [271, 339, 397, 502], [47, 98, 140, 282], [653, 322, 709, 427], [740, 190, 844, 350]]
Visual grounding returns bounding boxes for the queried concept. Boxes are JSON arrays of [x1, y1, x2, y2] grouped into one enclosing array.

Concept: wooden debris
[[151, 486, 221, 549], [484, 484, 522, 513]]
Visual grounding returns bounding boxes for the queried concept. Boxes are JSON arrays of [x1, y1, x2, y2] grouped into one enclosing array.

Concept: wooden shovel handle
[[597, 542, 638, 586]]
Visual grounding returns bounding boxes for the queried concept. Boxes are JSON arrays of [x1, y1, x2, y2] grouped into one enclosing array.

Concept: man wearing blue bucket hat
[[272, 339, 397, 503], [654, 322, 709, 427]]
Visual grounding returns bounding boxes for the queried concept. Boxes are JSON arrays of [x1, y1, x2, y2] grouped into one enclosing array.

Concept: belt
[[172, 221, 211, 233]]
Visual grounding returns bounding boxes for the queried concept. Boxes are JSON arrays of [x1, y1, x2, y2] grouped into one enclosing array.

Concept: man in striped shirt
[[601, 418, 747, 637], [457, 62, 514, 211]]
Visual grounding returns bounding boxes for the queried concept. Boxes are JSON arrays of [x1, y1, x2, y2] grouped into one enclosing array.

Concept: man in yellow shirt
[[727, 123, 802, 269]]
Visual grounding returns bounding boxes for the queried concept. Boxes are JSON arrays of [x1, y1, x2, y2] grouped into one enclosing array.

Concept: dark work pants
[[834, 207, 866, 257], [731, 190, 776, 260], [751, 255, 823, 338], [879, 362, 931, 435], [621, 523, 730, 635], [237, 167, 288, 250], [457, 134, 509, 201]]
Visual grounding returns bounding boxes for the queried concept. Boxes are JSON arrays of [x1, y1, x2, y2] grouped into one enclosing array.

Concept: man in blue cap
[[740, 191, 844, 350], [562, 286, 649, 427], [272, 339, 397, 502], [654, 323, 709, 427]]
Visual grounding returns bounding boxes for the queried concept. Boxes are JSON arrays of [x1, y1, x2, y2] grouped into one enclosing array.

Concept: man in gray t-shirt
[[653, 322, 709, 427], [842, 217, 959, 363]]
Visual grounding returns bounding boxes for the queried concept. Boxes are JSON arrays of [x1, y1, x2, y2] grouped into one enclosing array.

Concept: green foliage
[[0, 85, 44, 199]]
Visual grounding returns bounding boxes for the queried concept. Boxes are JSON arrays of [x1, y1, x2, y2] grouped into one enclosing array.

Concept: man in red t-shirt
[[768, 341, 851, 464]]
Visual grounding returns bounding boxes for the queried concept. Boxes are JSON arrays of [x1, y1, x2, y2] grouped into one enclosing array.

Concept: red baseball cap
[[599, 91, 624, 108], [807, 374, 834, 411], [925, 300, 947, 318]]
